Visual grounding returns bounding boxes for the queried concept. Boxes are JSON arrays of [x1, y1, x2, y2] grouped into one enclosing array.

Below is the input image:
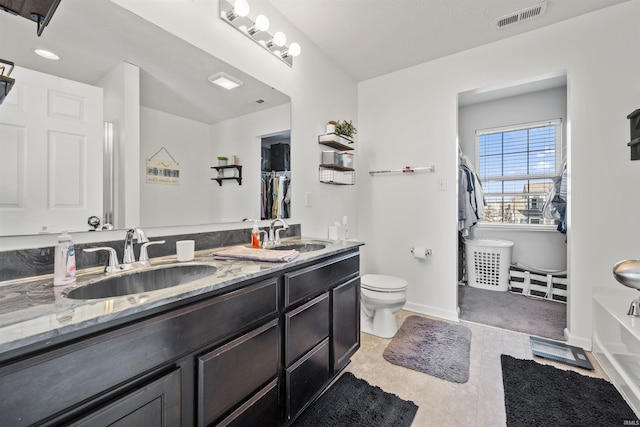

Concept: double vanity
[[0, 232, 362, 426]]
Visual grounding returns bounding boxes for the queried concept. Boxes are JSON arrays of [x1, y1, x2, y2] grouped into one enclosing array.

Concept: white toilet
[[360, 274, 408, 338]]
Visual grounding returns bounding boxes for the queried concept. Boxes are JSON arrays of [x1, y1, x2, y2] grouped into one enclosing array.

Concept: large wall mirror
[[0, 0, 291, 237]]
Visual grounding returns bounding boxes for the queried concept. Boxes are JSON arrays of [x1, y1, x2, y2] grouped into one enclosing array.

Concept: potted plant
[[335, 120, 357, 142], [217, 156, 228, 166]]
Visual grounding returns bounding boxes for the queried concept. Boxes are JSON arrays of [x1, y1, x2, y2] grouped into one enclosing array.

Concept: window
[[476, 119, 562, 225]]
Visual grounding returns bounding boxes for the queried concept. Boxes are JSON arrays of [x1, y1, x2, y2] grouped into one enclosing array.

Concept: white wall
[[139, 107, 212, 227], [459, 86, 568, 271], [211, 103, 291, 223], [358, 0, 640, 346]]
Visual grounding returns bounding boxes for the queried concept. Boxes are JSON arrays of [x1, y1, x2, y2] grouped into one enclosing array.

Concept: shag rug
[[501, 355, 639, 426], [383, 315, 472, 383], [292, 372, 418, 427]]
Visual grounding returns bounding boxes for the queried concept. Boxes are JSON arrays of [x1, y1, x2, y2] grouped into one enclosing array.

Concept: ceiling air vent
[[496, 1, 548, 29]]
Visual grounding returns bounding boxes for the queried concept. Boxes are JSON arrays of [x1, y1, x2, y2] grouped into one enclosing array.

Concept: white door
[[0, 67, 103, 235]]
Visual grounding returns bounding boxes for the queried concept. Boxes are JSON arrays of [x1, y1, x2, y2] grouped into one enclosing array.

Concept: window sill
[[476, 222, 559, 233]]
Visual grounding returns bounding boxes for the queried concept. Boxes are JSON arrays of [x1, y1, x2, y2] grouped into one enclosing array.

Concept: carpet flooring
[[292, 372, 418, 427], [383, 315, 472, 383], [501, 355, 638, 427], [458, 285, 566, 341]]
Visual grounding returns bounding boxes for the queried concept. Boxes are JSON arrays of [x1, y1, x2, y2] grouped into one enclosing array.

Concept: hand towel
[[213, 246, 300, 262]]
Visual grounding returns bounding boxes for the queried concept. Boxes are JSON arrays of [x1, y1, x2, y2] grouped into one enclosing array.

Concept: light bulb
[[288, 42, 301, 57], [273, 31, 286, 47], [255, 15, 269, 32], [233, 0, 249, 17]]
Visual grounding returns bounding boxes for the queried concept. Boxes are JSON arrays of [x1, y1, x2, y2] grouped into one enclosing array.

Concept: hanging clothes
[[261, 171, 291, 220], [542, 161, 567, 234], [458, 152, 485, 236]]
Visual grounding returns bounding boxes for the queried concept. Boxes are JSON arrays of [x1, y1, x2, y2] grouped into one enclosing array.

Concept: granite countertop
[[0, 238, 363, 358]]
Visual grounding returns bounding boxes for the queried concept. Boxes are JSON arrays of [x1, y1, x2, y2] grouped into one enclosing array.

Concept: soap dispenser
[[251, 221, 261, 248], [54, 231, 77, 286]]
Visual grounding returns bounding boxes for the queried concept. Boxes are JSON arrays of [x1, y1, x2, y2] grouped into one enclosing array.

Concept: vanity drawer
[[216, 378, 279, 427], [285, 338, 330, 422], [198, 319, 280, 426], [284, 251, 359, 307], [284, 293, 329, 367]]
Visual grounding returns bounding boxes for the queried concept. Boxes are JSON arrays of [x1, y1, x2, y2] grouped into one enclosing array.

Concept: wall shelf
[[211, 165, 242, 186], [318, 139, 354, 151], [318, 132, 355, 185], [319, 164, 354, 172]]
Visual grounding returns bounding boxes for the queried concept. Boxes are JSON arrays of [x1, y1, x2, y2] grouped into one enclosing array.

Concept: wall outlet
[[305, 192, 312, 207]]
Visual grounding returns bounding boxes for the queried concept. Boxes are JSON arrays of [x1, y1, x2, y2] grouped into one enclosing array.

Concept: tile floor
[[346, 310, 609, 427]]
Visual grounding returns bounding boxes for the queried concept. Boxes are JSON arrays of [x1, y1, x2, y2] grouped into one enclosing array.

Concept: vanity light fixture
[[208, 72, 243, 90], [265, 31, 286, 48], [224, 0, 250, 21], [34, 48, 60, 60], [219, 0, 301, 66], [282, 42, 301, 59], [247, 15, 269, 35]]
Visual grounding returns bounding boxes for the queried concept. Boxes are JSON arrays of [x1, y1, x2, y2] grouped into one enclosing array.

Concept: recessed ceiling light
[[34, 49, 60, 60], [208, 72, 243, 90]]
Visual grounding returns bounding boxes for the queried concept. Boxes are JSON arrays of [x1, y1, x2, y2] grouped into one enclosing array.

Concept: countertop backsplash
[[0, 224, 301, 283]]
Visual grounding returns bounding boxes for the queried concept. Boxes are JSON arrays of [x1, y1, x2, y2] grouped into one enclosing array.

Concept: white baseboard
[[564, 327, 592, 350], [403, 302, 459, 322]]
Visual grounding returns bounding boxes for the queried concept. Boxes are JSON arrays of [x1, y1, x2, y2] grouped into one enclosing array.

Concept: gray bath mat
[[383, 315, 471, 383]]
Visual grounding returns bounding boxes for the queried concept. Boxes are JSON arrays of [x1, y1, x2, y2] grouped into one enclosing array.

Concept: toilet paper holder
[[411, 247, 432, 257]]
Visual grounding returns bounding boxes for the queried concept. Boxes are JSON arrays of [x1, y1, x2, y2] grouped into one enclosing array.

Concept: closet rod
[[369, 165, 435, 176]]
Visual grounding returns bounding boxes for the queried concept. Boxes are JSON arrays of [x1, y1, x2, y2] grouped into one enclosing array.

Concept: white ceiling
[[1, 0, 628, 121], [269, 0, 629, 82]]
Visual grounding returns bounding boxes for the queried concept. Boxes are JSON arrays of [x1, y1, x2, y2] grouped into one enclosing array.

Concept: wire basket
[[318, 167, 355, 185]]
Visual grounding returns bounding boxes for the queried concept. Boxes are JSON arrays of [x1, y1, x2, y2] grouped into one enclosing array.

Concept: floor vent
[[496, 1, 548, 29]]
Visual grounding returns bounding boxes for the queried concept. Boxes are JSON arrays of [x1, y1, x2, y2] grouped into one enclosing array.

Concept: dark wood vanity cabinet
[[0, 249, 360, 427], [283, 251, 360, 424]]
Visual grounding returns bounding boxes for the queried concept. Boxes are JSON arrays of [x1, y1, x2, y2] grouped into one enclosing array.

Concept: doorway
[[456, 73, 569, 340], [261, 131, 291, 220]]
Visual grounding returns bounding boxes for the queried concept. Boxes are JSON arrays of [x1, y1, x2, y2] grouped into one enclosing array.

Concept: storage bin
[[322, 151, 339, 165], [337, 152, 353, 168], [464, 239, 514, 292]]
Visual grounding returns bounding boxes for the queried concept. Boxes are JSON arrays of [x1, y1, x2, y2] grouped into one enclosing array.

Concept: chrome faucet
[[267, 218, 289, 246], [84, 228, 165, 274], [123, 228, 149, 264]]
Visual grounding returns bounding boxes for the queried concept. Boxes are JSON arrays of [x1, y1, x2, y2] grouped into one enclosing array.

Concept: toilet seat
[[361, 274, 407, 293]]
